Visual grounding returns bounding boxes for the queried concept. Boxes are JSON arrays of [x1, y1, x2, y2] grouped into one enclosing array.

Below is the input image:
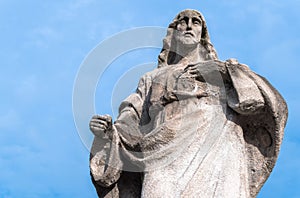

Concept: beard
[[174, 31, 200, 46]]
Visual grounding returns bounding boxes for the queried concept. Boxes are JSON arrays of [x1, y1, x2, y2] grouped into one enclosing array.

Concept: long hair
[[158, 9, 218, 68]]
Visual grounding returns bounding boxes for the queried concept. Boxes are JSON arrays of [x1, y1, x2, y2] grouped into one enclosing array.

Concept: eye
[[178, 16, 189, 26], [193, 18, 202, 26], [180, 19, 186, 25]]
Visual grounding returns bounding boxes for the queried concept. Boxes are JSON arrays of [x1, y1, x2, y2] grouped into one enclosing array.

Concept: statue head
[[158, 9, 218, 67]]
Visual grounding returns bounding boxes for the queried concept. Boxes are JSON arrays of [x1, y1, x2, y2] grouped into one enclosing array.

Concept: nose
[[187, 18, 192, 30]]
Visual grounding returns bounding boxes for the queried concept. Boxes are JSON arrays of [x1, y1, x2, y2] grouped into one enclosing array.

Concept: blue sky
[[1, 0, 299, 197]]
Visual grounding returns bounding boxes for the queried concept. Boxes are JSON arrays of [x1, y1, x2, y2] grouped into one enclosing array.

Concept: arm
[[89, 74, 150, 187]]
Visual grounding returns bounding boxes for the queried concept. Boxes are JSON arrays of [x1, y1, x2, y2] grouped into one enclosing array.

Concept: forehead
[[177, 10, 202, 21]]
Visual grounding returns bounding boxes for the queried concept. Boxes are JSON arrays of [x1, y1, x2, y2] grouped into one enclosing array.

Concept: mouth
[[184, 32, 194, 37]]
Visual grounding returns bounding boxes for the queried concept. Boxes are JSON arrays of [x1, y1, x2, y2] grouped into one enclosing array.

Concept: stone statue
[[89, 9, 288, 197]]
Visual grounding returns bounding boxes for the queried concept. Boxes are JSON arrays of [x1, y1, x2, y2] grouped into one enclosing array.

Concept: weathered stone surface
[[89, 9, 288, 198]]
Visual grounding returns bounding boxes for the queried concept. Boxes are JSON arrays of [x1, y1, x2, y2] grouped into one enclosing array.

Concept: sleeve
[[89, 74, 151, 189], [226, 61, 265, 115], [225, 60, 288, 196], [114, 74, 151, 147]]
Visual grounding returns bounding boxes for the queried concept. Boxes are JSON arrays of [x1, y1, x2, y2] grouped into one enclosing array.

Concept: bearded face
[[174, 12, 203, 47]]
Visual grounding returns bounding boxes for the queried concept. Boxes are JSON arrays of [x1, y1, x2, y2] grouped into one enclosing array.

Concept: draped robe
[[90, 60, 287, 198]]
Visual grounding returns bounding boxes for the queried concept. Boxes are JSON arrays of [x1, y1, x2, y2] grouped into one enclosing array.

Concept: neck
[[173, 44, 204, 64]]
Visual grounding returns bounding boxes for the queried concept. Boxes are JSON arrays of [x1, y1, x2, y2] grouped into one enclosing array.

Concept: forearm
[[90, 125, 122, 187]]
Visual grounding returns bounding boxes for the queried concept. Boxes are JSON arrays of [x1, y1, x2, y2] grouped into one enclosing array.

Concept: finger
[[92, 115, 108, 120], [189, 70, 199, 75], [90, 125, 104, 130], [103, 114, 112, 122], [90, 122, 107, 129], [184, 65, 194, 71], [98, 119, 109, 127], [90, 122, 108, 130], [90, 126, 104, 133], [188, 66, 199, 72], [188, 69, 199, 72], [92, 115, 112, 122], [92, 114, 102, 119], [187, 63, 198, 67], [90, 119, 109, 127], [189, 74, 199, 78]]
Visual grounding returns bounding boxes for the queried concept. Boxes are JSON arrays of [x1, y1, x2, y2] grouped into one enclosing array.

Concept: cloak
[[90, 60, 288, 197]]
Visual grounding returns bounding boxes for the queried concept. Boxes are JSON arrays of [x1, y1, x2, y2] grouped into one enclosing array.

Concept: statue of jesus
[[89, 9, 288, 198]]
